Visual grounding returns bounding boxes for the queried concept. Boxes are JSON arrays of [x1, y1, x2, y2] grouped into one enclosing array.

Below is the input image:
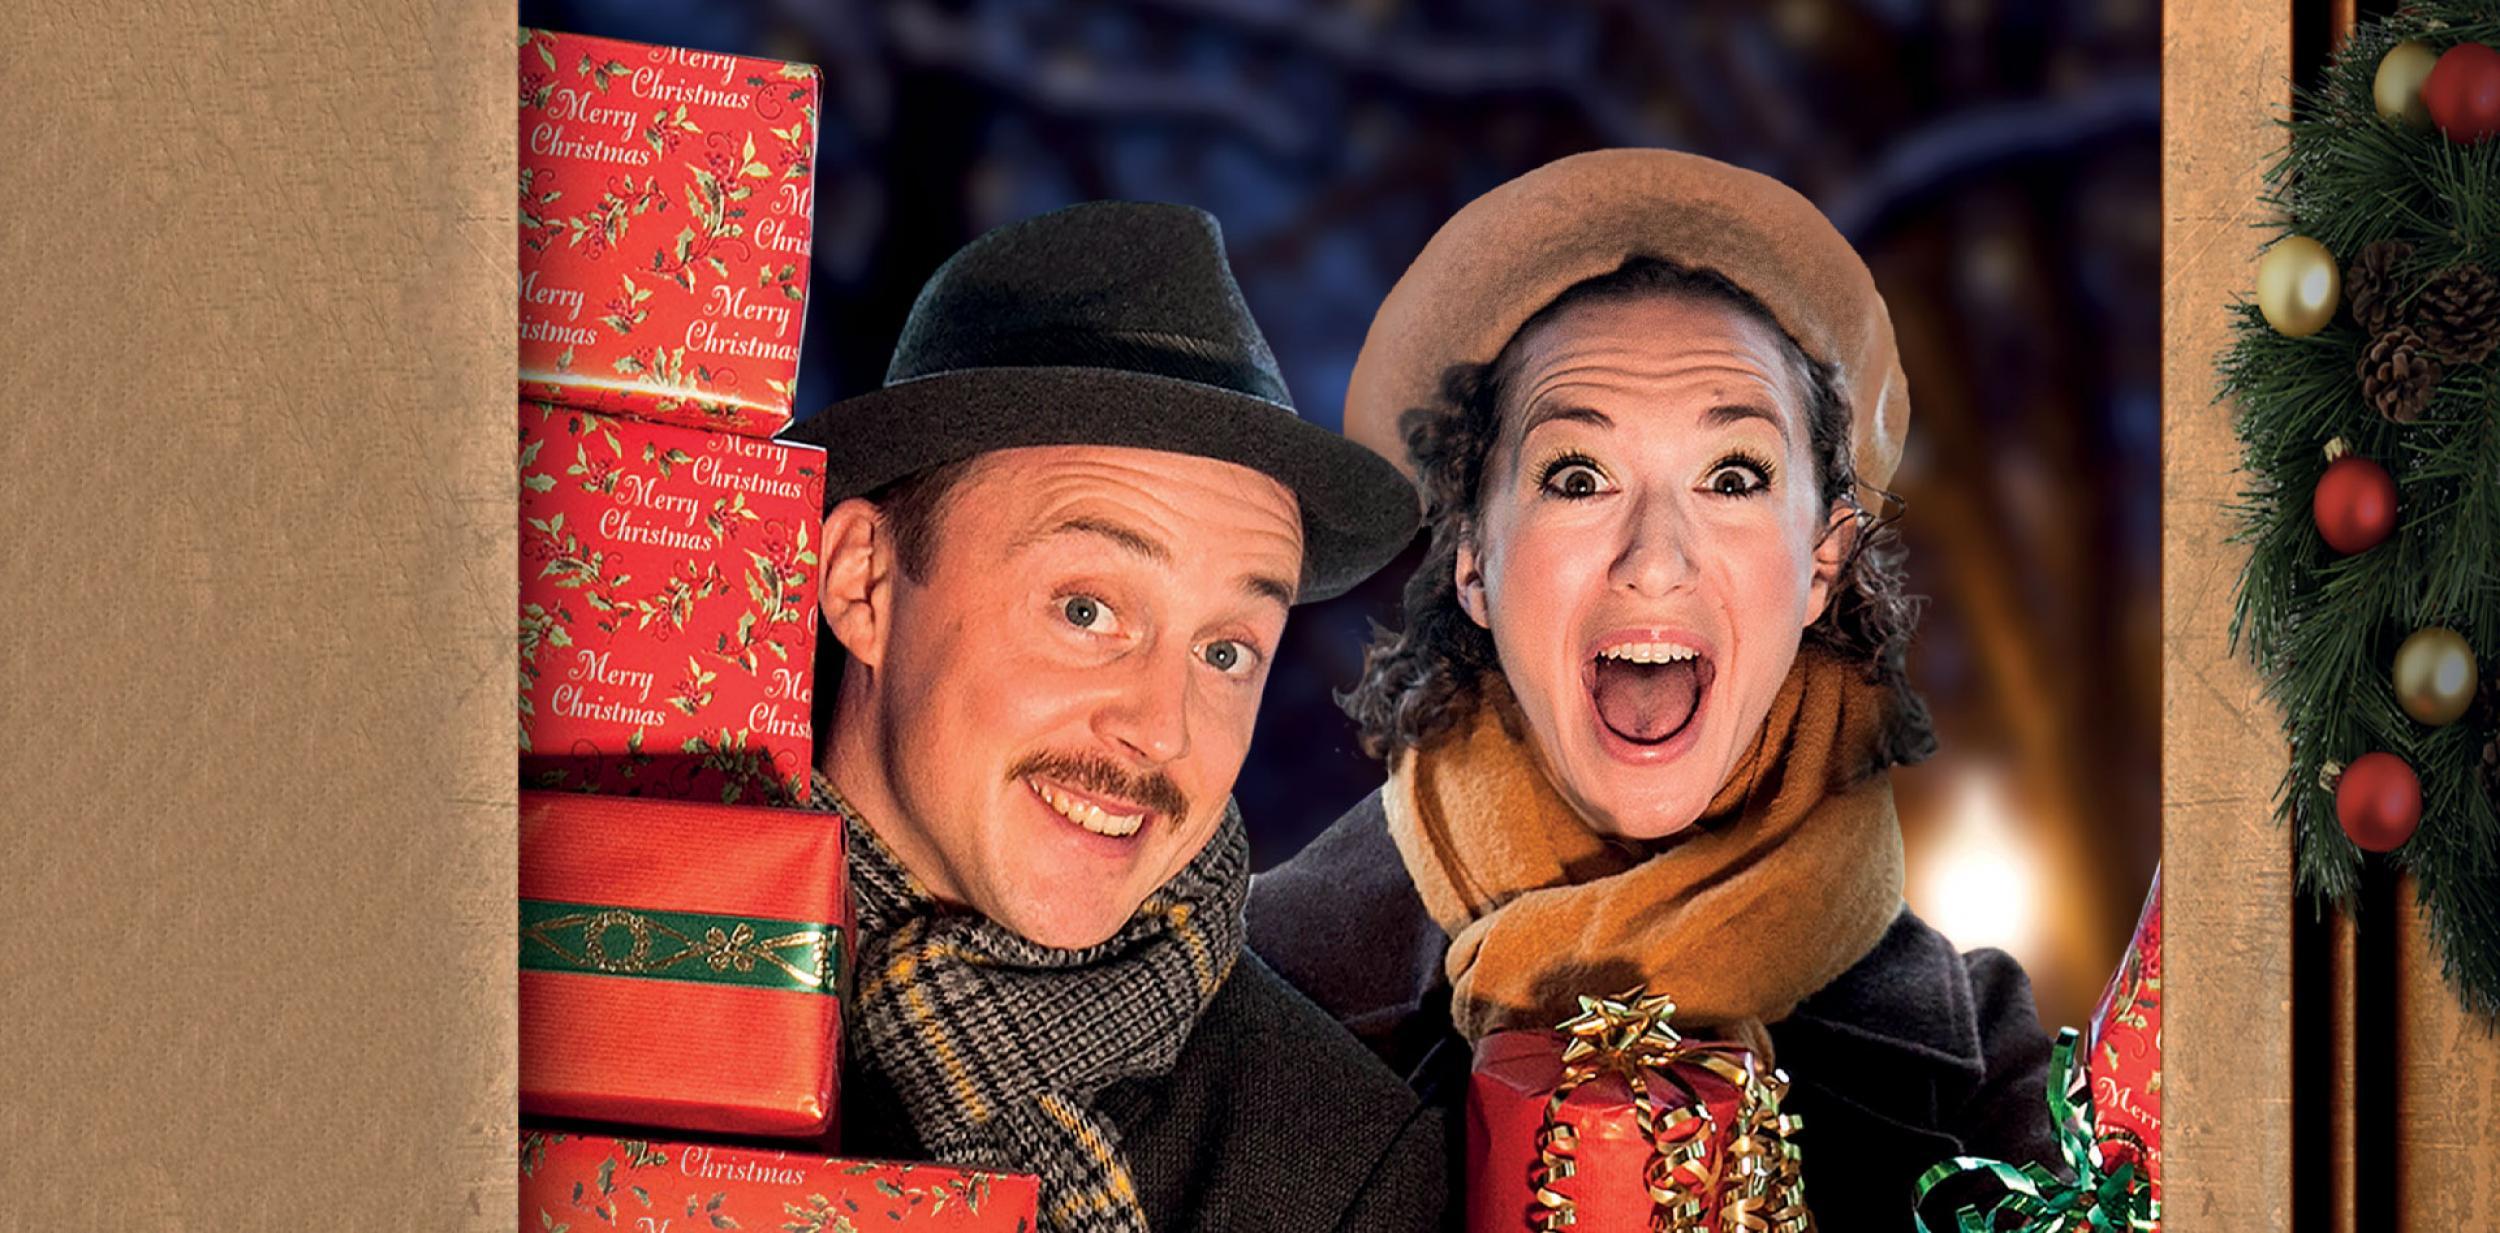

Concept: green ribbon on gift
[[521, 898, 843, 995], [1912, 1028, 2158, 1232]]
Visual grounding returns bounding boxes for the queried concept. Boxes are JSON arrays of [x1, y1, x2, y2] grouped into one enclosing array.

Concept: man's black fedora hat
[[777, 201, 1417, 604]]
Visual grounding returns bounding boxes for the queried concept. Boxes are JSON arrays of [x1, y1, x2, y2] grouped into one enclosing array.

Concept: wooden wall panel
[[2160, 3, 2296, 1227]]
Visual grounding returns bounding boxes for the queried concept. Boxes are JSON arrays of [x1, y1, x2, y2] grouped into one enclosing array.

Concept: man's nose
[[1092, 639, 1194, 766]]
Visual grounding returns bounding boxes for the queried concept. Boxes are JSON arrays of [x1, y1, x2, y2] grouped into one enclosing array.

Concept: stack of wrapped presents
[[514, 28, 1037, 1231]]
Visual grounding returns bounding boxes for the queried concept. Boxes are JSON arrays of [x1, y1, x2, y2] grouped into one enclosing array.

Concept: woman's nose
[[1607, 490, 1696, 597]]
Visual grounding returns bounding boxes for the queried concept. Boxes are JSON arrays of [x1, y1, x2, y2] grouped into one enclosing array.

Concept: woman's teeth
[[1597, 641, 1700, 665], [1029, 778, 1145, 838]]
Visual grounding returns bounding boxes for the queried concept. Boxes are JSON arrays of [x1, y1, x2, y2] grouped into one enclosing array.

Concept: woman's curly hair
[[1340, 256, 1936, 771]]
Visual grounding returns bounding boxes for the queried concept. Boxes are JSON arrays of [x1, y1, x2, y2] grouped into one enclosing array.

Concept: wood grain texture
[[2394, 881, 2500, 1222], [2160, 3, 2296, 1228], [0, 1, 514, 1227]]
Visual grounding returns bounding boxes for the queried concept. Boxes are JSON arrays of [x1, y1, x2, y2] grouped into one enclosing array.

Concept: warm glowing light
[[1914, 769, 2039, 955]]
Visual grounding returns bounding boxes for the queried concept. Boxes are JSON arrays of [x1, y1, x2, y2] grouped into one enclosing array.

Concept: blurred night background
[[518, 0, 2162, 1029]]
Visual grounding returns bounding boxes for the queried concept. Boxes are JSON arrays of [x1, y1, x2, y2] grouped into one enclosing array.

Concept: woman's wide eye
[[1707, 463, 1768, 496], [1545, 462, 1605, 498], [1061, 594, 1112, 631]]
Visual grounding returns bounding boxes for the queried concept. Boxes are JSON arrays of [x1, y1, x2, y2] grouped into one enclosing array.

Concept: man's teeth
[[1597, 641, 1700, 665], [1030, 778, 1145, 838]]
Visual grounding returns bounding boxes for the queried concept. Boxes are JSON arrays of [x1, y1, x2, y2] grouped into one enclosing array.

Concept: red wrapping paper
[[519, 28, 820, 436], [518, 401, 823, 806], [2085, 865, 2161, 1205], [520, 791, 848, 1138], [520, 1130, 1039, 1232], [1467, 1027, 1790, 1231]]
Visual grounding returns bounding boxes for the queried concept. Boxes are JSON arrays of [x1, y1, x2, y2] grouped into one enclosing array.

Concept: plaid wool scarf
[[809, 776, 1246, 1233]]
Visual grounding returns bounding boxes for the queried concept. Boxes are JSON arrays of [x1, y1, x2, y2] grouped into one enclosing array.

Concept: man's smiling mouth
[[1027, 775, 1147, 838]]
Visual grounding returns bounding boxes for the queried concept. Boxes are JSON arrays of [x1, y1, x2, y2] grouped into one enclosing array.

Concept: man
[[777, 202, 1446, 1233]]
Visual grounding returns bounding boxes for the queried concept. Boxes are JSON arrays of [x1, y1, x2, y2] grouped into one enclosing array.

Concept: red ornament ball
[[2335, 752, 2422, 852], [2312, 455, 2398, 555], [2424, 41, 2500, 144]]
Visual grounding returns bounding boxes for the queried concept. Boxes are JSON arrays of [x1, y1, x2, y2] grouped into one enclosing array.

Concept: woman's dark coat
[[840, 947, 1450, 1232], [1248, 790, 2060, 1232]]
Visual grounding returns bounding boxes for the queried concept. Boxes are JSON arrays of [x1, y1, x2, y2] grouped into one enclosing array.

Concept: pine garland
[[2224, 2, 2500, 1016]]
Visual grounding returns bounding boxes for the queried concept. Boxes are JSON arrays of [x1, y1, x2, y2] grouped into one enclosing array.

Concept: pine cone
[[2359, 324, 2444, 423], [2347, 240, 2414, 336], [2417, 264, 2498, 367]]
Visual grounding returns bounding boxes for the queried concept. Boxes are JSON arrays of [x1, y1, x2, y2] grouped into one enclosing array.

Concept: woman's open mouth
[[1582, 635, 1715, 752]]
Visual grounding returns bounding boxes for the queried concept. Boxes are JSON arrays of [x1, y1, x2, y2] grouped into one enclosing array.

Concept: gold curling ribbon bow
[[1529, 988, 1812, 1233]]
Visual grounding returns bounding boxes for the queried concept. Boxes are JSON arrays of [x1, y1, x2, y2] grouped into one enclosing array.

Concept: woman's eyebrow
[[1702, 402, 1790, 446], [1519, 403, 1614, 436]]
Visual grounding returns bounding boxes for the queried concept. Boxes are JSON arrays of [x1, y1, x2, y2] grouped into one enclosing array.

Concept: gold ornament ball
[[2376, 39, 2440, 128], [2394, 626, 2478, 726], [2257, 235, 2340, 337]]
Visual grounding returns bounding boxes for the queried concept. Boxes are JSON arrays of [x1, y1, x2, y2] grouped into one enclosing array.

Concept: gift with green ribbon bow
[[520, 790, 850, 1139], [1916, 869, 2161, 1231]]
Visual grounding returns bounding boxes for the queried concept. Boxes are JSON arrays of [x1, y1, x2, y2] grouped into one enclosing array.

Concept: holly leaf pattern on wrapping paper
[[681, 730, 794, 806], [779, 1194, 846, 1233], [519, 435, 558, 495], [764, 64, 819, 177], [713, 521, 818, 675], [560, 175, 669, 264], [597, 273, 655, 337], [758, 262, 803, 303], [520, 28, 558, 69], [568, 442, 625, 496], [668, 656, 718, 717], [516, 602, 574, 744], [633, 560, 729, 641], [578, 52, 630, 93], [644, 441, 695, 479], [655, 131, 768, 293], [529, 514, 634, 639], [521, 167, 565, 251], [612, 347, 753, 430], [554, 410, 627, 492], [704, 491, 757, 542], [644, 104, 700, 160], [519, 1131, 554, 1179]]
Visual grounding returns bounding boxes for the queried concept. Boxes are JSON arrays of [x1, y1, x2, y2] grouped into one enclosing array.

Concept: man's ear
[[819, 497, 897, 670], [1454, 527, 1491, 629], [1804, 503, 1859, 628]]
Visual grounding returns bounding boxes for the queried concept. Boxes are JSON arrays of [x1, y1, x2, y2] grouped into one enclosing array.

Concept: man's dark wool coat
[[840, 947, 1451, 1232], [1248, 790, 2062, 1232]]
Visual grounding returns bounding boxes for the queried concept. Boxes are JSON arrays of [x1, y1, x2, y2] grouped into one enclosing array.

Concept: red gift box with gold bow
[[519, 28, 820, 436], [1466, 990, 1812, 1232], [518, 401, 822, 807], [520, 1130, 1039, 1232], [520, 791, 848, 1138]]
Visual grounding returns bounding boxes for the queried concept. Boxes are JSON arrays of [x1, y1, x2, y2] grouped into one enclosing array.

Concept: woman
[[1249, 149, 2056, 1227]]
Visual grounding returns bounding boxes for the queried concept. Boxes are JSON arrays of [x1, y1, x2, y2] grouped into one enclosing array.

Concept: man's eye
[[1202, 640, 1248, 673], [1061, 594, 1113, 631]]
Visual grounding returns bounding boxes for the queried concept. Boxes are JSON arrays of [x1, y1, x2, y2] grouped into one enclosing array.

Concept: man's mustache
[[1009, 750, 1191, 821]]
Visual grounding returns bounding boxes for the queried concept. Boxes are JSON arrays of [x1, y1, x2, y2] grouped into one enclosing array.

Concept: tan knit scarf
[[1385, 647, 1904, 1060]]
